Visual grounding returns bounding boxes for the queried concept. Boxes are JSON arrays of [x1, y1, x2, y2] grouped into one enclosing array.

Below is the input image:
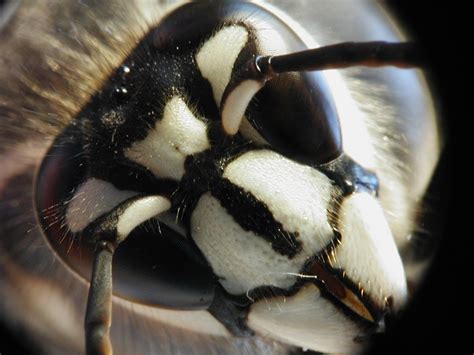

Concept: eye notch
[[220, 41, 422, 166]]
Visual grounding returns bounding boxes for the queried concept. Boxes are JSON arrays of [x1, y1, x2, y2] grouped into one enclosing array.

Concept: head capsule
[[34, 1, 419, 353], [35, 0, 344, 310]]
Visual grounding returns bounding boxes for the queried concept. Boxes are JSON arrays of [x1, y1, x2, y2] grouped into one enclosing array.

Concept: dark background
[[369, 1, 462, 354], [0, 1, 463, 354]]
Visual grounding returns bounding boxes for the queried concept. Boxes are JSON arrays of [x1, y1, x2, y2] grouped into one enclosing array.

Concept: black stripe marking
[[210, 178, 301, 258], [176, 143, 303, 259]]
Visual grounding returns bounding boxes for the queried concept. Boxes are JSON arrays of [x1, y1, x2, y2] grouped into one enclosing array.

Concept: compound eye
[[199, 1, 344, 166], [35, 128, 216, 309], [247, 71, 342, 165]]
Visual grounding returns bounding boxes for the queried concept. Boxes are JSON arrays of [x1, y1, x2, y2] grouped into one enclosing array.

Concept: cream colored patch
[[221, 79, 263, 135], [117, 196, 171, 239], [65, 178, 138, 233], [191, 193, 301, 295], [196, 25, 249, 105], [248, 284, 363, 353], [335, 192, 407, 309], [125, 96, 210, 180]]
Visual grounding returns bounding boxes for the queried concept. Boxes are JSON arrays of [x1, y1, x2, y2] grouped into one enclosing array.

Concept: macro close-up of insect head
[[0, 1, 455, 354]]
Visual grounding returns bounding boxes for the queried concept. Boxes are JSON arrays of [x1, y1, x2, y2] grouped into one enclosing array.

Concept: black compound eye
[[228, 2, 343, 165], [247, 71, 342, 165]]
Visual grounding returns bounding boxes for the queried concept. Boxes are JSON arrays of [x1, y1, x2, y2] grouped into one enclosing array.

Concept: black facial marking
[[177, 144, 302, 259], [211, 178, 301, 258]]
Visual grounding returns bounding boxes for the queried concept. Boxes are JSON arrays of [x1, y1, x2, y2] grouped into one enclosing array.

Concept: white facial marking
[[223, 150, 336, 253], [191, 193, 303, 294], [125, 96, 210, 180], [196, 25, 248, 105], [65, 178, 138, 233], [221, 80, 263, 135], [247, 284, 363, 353], [335, 192, 407, 308], [117, 196, 171, 239]]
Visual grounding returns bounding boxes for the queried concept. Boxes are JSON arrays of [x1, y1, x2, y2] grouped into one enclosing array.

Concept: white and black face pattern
[[0, 1, 442, 354]]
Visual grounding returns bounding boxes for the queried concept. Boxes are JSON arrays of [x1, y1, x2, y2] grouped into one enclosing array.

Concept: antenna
[[254, 41, 422, 79]]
